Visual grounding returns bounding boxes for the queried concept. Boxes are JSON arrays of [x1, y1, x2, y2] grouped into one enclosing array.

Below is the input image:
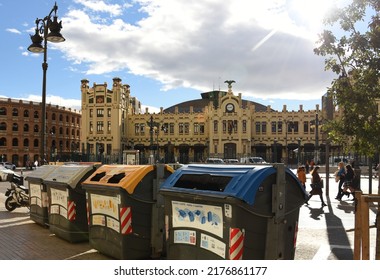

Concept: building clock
[[226, 103, 234, 112]]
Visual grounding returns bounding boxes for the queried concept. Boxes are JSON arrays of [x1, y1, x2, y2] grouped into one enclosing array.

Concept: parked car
[[205, 158, 225, 164], [240, 157, 267, 164], [0, 162, 16, 170], [224, 159, 239, 164], [0, 165, 15, 181]]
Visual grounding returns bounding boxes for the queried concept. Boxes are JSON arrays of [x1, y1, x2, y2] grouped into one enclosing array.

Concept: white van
[[240, 157, 267, 164]]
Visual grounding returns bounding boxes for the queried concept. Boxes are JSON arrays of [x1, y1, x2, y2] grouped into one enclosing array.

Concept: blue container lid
[[160, 164, 303, 205]]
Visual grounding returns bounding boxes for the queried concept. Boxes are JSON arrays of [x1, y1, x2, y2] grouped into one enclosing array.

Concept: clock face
[[226, 103, 234, 112]]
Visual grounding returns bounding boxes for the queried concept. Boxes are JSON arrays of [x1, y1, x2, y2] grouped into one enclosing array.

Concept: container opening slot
[[90, 171, 106, 181], [107, 173, 126, 183], [173, 174, 232, 191]]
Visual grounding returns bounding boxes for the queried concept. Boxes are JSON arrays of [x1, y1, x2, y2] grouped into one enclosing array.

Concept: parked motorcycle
[[4, 173, 29, 211]]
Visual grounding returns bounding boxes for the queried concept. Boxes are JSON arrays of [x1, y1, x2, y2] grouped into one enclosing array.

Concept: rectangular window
[[97, 121, 104, 132], [89, 109, 93, 118], [194, 123, 199, 134], [242, 120, 247, 133], [271, 121, 277, 133], [107, 108, 111, 117], [140, 124, 145, 135], [89, 122, 93, 133], [303, 121, 309, 134], [97, 109, 104, 117], [199, 123, 205, 134], [293, 121, 299, 133], [162, 123, 169, 134], [135, 124, 139, 134], [278, 121, 283, 133], [107, 121, 111, 132], [184, 123, 189, 134], [255, 122, 260, 133], [214, 120, 218, 132], [261, 122, 267, 134], [169, 123, 174, 134]]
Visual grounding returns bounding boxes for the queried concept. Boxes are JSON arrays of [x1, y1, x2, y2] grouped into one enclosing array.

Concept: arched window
[[0, 122, 6, 130], [59, 114, 63, 121], [24, 110, 29, 117], [0, 137, 6, 146], [52, 113, 56, 120], [24, 124, 29, 132], [12, 138, 18, 146], [23, 139, 29, 147], [34, 125, 39, 132], [50, 126, 56, 135], [59, 127, 63, 135], [12, 108, 18, 116], [34, 139, 39, 147], [34, 111, 39, 118], [12, 123, 18, 131], [0, 107, 6, 115]]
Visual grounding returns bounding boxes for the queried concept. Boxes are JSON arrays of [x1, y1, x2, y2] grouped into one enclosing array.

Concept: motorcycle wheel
[[5, 197, 17, 212]]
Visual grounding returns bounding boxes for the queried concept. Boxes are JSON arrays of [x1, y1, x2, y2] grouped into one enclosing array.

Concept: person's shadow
[[305, 204, 325, 220]]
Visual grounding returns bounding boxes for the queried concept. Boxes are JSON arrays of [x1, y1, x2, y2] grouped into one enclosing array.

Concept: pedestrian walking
[[305, 166, 327, 207], [339, 164, 356, 201], [335, 161, 346, 200], [297, 165, 306, 189]]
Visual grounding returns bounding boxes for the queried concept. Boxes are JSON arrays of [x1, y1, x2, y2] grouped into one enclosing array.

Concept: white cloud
[[21, 94, 81, 111], [55, 0, 336, 102], [6, 28, 21, 34]]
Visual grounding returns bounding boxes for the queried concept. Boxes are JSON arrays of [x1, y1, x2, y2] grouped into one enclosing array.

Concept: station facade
[[80, 77, 337, 165]]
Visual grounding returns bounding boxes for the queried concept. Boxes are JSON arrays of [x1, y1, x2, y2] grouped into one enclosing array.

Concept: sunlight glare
[[290, 0, 333, 30]]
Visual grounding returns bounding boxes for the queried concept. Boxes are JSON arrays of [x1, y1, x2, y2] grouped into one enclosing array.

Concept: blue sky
[[0, 0, 346, 112]]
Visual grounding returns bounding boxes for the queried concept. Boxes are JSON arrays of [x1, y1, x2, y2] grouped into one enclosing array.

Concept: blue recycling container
[[160, 163, 307, 260]]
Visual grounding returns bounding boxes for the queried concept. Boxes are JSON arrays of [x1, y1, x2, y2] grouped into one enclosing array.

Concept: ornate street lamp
[[28, 2, 65, 164]]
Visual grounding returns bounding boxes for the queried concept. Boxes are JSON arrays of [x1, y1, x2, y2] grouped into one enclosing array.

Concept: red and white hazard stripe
[[229, 228, 244, 260], [293, 221, 298, 249], [120, 206, 132, 234], [67, 200, 76, 221], [86, 200, 90, 225]]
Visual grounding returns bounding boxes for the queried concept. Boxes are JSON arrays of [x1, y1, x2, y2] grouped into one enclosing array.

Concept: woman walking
[[305, 166, 327, 207], [339, 164, 356, 201], [335, 162, 346, 200]]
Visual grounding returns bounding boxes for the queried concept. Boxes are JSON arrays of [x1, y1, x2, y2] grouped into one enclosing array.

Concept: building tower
[[80, 77, 131, 162]]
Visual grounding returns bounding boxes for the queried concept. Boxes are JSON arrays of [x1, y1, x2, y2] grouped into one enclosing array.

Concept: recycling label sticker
[[171, 200, 223, 238]]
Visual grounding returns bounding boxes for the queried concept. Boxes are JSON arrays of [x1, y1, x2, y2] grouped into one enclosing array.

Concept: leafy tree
[[314, 0, 380, 259], [314, 0, 380, 158]]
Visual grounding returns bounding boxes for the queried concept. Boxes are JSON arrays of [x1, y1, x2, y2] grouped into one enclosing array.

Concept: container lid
[[160, 164, 301, 205], [82, 164, 174, 194], [43, 164, 96, 188], [24, 165, 61, 181]]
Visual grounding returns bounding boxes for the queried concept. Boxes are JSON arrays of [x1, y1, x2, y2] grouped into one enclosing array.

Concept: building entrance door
[[224, 143, 236, 159]]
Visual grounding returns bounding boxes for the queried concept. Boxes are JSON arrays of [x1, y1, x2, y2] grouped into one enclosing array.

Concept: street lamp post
[[28, 3, 65, 164], [273, 138, 278, 163], [297, 138, 301, 165], [315, 113, 319, 164]]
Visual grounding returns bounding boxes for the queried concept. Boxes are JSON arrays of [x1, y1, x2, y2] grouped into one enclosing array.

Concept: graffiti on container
[[172, 200, 223, 238], [50, 188, 67, 208]]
